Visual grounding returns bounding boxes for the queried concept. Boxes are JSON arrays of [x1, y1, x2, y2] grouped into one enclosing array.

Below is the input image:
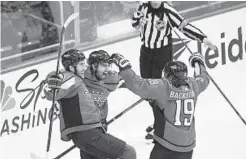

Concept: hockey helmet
[[88, 50, 110, 65], [61, 49, 85, 70], [163, 61, 188, 87]]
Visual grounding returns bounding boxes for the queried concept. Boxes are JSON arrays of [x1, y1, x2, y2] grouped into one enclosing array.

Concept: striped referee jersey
[[132, 2, 207, 49]]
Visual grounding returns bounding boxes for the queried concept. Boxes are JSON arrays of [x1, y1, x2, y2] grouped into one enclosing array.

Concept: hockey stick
[[167, 19, 246, 126], [50, 98, 144, 159], [30, 13, 79, 159], [26, 13, 62, 29], [107, 98, 144, 125]]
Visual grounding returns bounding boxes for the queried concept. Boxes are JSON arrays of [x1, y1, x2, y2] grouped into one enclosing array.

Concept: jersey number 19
[[174, 99, 195, 126]]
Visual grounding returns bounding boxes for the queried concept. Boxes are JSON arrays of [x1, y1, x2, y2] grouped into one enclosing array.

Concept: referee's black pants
[[140, 44, 173, 132], [140, 44, 173, 79]]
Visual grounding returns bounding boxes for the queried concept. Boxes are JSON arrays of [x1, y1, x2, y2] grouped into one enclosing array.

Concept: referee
[[131, 1, 216, 142], [132, 1, 216, 79]]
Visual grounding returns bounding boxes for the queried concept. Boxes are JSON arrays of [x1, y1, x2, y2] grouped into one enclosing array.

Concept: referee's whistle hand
[[203, 38, 218, 51]]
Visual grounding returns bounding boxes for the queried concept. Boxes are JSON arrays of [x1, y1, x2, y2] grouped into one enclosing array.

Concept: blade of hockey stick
[[26, 13, 62, 29], [63, 13, 79, 29], [51, 98, 144, 159]]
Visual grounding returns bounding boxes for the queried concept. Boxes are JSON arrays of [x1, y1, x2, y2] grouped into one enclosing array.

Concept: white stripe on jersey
[[140, 6, 147, 40], [144, 13, 152, 48], [186, 24, 203, 34], [163, 36, 168, 47], [164, 26, 171, 47], [157, 14, 168, 48], [150, 15, 159, 49], [61, 77, 76, 89], [184, 24, 204, 42], [132, 19, 137, 23], [164, 3, 182, 18], [182, 28, 197, 40], [134, 2, 206, 49], [169, 13, 182, 27]]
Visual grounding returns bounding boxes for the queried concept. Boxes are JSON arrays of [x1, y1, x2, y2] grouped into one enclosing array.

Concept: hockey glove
[[46, 71, 63, 89], [189, 52, 205, 68], [110, 53, 131, 71]]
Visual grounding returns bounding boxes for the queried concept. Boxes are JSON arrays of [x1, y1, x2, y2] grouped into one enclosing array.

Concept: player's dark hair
[[163, 61, 188, 87], [61, 49, 85, 72]]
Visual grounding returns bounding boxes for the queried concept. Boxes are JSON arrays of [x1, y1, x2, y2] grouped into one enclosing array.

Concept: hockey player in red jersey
[[85, 50, 122, 127], [44, 49, 136, 159], [111, 52, 210, 159], [80, 50, 124, 159]]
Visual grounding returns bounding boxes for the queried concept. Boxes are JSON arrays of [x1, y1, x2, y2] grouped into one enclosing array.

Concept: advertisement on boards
[[0, 60, 74, 159]]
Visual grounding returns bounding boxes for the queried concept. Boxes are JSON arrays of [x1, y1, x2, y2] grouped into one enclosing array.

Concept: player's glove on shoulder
[[189, 52, 205, 67], [46, 71, 63, 89], [110, 53, 131, 71]]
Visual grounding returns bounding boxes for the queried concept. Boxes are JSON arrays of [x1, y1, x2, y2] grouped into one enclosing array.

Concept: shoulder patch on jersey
[[61, 77, 76, 89], [148, 79, 159, 85]]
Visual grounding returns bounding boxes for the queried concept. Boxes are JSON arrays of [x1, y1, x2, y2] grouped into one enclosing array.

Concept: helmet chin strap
[[91, 64, 101, 80], [74, 67, 78, 76], [69, 65, 78, 76]]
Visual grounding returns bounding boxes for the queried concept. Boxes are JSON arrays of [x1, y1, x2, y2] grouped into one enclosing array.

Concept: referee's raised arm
[[164, 3, 207, 43], [131, 2, 147, 28]]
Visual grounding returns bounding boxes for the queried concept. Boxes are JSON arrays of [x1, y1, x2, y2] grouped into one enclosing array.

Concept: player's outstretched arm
[[110, 53, 165, 100], [131, 2, 147, 29], [189, 53, 210, 94]]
